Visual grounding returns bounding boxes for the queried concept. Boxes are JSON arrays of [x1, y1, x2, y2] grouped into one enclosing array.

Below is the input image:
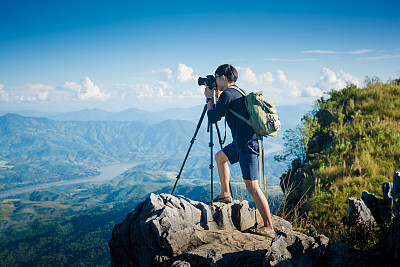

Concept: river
[[0, 142, 282, 199], [0, 163, 136, 199]]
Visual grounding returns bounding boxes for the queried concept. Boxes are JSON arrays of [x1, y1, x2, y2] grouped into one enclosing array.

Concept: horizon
[[1, 0, 399, 112]]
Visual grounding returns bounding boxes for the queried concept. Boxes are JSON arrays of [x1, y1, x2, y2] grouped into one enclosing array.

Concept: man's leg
[[215, 150, 231, 198], [245, 180, 274, 232]]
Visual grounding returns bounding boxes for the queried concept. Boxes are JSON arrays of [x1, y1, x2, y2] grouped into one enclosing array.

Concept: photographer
[[204, 64, 275, 238]]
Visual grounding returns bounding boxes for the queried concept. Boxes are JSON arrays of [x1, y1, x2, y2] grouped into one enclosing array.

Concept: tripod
[[171, 102, 234, 203]]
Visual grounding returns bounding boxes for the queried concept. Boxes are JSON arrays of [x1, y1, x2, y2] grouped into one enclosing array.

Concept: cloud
[[177, 63, 197, 82], [237, 66, 257, 83], [116, 64, 201, 100], [263, 58, 319, 62], [150, 68, 173, 80], [358, 54, 400, 60], [0, 83, 9, 102], [303, 49, 373, 54], [303, 86, 323, 97], [63, 77, 109, 100], [235, 66, 359, 101], [0, 83, 55, 102], [315, 67, 359, 92]]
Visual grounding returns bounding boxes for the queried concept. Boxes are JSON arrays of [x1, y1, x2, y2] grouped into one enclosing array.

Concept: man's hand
[[204, 87, 214, 98]]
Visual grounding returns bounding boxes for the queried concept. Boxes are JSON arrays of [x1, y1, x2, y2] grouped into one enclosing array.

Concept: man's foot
[[247, 227, 276, 238], [212, 195, 232, 204]]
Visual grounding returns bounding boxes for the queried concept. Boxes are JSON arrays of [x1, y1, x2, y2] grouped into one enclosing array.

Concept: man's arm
[[205, 89, 230, 123], [204, 87, 214, 111]]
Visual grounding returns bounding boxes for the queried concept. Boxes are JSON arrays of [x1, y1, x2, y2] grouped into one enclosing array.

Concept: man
[[204, 64, 275, 238]]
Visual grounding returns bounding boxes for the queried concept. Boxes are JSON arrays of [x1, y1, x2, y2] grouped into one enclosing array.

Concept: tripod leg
[[171, 104, 207, 195], [209, 121, 214, 204]]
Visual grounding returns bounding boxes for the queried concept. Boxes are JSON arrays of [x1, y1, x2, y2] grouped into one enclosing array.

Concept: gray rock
[[393, 172, 400, 214], [319, 242, 387, 267], [109, 193, 320, 267], [171, 260, 191, 267], [348, 197, 378, 229], [380, 182, 394, 221], [264, 231, 329, 266], [361, 191, 380, 222], [109, 193, 293, 266], [393, 172, 400, 200]]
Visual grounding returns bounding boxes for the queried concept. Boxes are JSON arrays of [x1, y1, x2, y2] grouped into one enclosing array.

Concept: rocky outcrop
[[346, 172, 400, 262], [109, 193, 329, 266], [347, 172, 399, 228]]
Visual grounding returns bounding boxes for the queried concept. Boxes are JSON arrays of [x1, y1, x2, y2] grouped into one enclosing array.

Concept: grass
[[278, 80, 400, 248]]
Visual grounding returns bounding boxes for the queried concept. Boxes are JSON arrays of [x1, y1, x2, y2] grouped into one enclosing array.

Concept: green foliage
[[0, 202, 137, 267], [277, 80, 400, 247]]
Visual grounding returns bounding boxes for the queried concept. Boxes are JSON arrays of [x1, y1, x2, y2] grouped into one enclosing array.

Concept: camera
[[198, 75, 216, 88]]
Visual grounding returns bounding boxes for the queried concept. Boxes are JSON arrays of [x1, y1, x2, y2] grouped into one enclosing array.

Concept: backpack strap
[[229, 85, 247, 96], [227, 85, 252, 126], [257, 137, 265, 191]]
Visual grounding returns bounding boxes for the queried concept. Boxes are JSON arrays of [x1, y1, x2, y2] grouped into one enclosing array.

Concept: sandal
[[247, 227, 276, 238]]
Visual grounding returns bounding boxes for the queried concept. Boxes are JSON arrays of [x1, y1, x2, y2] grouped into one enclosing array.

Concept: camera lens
[[198, 77, 207, 86]]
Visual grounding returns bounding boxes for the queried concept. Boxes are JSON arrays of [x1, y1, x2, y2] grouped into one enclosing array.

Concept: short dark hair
[[215, 64, 238, 83]]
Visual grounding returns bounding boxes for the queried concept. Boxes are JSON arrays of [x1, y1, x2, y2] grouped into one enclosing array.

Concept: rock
[[386, 173, 400, 260], [315, 109, 337, 128], [386, 210, 400, 260], [307, 131, 335, 154], [264, 231, 329, 266], [109, 193, 325, 267], [361, 191, 381, 223], [319, 242, 386, 267], [348, 197, 378, 229], [393, 172, 400, 214], [380, 182, 394, 221]]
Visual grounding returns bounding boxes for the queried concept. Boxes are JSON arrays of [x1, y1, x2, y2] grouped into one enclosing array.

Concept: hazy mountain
[[0, 103, 310, 130], [0, 114, 210, 191]]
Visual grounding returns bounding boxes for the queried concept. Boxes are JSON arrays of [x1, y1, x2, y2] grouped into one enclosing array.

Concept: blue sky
[[0, 0, 399, 112]]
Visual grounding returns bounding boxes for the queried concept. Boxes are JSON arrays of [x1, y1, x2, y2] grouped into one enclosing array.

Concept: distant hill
[[0, 103, 310, 130], [0, 114, 209, 191]]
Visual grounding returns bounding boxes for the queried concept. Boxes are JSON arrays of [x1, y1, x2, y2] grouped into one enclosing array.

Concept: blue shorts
[[222, 135, 261, 180]]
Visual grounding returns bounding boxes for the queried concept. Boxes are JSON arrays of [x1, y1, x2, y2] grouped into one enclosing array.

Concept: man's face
[[215, 74, 226, 91]]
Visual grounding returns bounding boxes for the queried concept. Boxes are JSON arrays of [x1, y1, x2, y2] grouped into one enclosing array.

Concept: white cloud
[[0, 83, 9, 102], [358, 54, 400, 60], [63, 77, 109, 100], [275, 70, 302, 97], [303, 86, 323, 97], [150, 68, 173, 80], [263, 58, 319, 62], [177, 63, 197, 82], [315, 67, 359, 92], [237, 66, 257, 83], [303, 49, 374, 54], [234, 66, 359, 102]]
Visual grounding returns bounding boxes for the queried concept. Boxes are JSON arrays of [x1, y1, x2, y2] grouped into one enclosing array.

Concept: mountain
[[0, 103, 309, 130], [0, 114, 210, 191]]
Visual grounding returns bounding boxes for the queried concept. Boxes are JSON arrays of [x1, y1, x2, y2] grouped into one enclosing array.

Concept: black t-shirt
[[207, 86, 255, 148]]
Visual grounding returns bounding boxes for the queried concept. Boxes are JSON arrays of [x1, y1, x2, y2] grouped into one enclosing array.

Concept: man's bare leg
[[215, 150, 230, 198], [245, 180, 274, 232]]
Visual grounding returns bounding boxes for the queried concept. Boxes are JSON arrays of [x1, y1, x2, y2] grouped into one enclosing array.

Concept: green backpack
[[228, 85, 281, 138]]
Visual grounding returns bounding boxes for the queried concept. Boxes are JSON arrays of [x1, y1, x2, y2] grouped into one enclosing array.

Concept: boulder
[[264, 231, 329, 266], [109, 193, 328, 267], [348, 197, 378, 229], [361, 191, 381, 223]]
